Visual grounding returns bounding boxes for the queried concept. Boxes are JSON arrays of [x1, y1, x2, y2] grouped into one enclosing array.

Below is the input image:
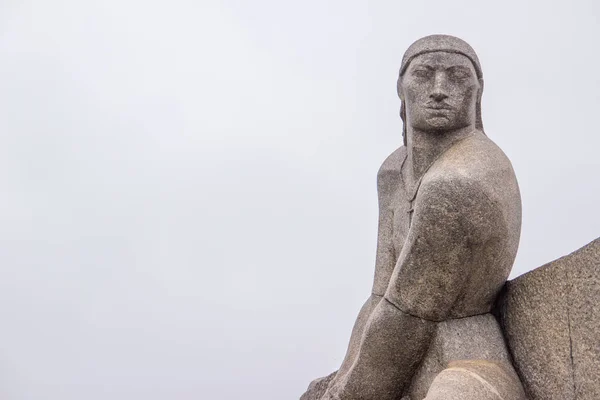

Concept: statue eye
[[449, 69, 470, 80], [412, 69, 431, 78]]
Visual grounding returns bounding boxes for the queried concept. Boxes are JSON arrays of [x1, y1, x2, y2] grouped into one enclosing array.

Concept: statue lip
[[425, 104, 452, 110]]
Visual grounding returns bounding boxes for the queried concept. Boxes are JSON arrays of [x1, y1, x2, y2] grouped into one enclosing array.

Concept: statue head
[[397, 35, 484, 145]]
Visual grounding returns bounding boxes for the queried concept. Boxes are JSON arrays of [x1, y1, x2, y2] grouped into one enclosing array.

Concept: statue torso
[[372, 132, 521, 318]]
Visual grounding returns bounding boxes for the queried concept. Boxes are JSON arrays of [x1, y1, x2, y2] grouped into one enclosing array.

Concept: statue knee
[[424, 360, 526, 400]]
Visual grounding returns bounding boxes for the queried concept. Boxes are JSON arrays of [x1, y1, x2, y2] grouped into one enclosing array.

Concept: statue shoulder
[[377, 146, 405, 200], [434, 134, 518, 191], [422, 134, 520, 217], [377, 146, 405, 180], [420, 169, 493, 208], [379, 146, 405, 171]]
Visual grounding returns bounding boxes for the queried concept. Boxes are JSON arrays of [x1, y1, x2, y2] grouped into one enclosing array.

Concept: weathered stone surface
[[496, 258, 573, 399], [567, 239, 600, 400], [497, 238, 600, 400]]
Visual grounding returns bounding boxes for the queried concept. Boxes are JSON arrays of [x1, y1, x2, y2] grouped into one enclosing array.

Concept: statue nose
[[430, 91, 448, 102], [430, 73, 449, 102]]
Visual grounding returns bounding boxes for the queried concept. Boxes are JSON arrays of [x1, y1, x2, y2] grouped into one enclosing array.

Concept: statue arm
[[327, 176, 498, 400], [386, 176, 498, 320], [301, 152, 402, 400], [323, 155, 401, 382]]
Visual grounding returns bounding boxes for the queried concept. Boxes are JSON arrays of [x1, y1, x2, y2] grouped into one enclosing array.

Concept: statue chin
[[427, 121, 456, 134], [420, 117, 472, 135], [425, 117, 452, 131], [410, 116, 462, 134]]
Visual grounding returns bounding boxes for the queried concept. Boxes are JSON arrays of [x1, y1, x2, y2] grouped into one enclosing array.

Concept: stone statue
[[302, 35, 527, 400]]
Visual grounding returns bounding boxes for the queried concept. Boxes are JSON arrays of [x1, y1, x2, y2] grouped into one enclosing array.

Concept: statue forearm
[[335, 293, 384, 379], [326, 298, 436, 400], [303, 295, 386, 400]]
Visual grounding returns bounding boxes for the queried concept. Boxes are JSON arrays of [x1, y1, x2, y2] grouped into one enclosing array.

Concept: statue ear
[[477, 78, 484, 102]]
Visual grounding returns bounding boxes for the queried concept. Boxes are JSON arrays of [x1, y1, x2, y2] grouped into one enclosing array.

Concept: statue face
[[399, 51, 481, 133]]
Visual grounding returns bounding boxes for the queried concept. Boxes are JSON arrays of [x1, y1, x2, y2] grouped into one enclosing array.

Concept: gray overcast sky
[[0, 1, 598, 399]]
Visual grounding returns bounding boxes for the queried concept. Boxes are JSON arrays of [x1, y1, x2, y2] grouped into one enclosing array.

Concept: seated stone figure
[[302, 35, 526, 400]]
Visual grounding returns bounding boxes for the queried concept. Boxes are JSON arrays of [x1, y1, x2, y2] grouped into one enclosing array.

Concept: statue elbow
[[386, 293, 455, 322]]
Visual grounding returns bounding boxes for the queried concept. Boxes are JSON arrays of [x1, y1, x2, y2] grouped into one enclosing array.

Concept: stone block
[[497, 238, 600, 400]]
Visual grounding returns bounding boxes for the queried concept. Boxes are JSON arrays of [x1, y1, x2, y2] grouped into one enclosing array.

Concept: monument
[[301, 35, 600, 400]]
